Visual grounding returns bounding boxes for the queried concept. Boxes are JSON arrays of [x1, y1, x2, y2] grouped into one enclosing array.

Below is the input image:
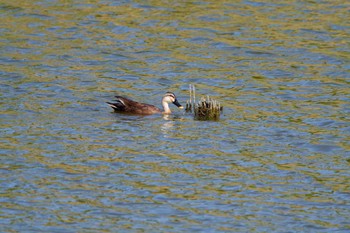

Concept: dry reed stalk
[[186, 84, 222, 121]]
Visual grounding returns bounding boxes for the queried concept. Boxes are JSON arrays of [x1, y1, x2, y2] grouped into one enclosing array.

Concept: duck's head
[[163, 92, 183, 109]]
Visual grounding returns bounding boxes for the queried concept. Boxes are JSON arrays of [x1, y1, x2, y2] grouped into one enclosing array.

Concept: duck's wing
[[107, 96, 161, 114]]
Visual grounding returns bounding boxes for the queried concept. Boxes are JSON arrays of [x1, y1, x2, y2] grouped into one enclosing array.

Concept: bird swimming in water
[[106, 92, 183, 115]]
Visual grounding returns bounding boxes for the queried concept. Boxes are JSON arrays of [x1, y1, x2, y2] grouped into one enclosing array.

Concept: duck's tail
[[106, 99, 126, 111]]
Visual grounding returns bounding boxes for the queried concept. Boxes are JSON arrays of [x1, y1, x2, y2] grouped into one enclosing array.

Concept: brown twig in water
[[186, 84, 223, 121]]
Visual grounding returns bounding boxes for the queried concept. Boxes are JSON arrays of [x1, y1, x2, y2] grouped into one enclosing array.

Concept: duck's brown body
[[107, 92, 183, 115], [107, 96, 161, 115]]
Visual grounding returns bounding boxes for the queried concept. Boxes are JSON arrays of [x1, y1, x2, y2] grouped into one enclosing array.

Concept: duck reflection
[[161, 114, 184, 137]]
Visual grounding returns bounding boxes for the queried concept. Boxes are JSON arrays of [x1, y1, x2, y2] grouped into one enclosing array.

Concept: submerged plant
[[186, 84, 223, 121]]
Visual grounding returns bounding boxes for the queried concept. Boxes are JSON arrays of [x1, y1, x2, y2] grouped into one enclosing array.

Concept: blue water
[[1, 0, 349, 232]]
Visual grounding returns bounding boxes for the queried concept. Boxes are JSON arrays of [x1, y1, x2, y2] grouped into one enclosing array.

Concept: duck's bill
[[173, 99, 183, 108]]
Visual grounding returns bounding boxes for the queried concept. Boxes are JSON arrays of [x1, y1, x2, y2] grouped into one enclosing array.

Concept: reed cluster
[[185, 84, 222, 121]]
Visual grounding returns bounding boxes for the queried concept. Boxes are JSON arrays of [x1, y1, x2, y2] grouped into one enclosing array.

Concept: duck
[[106, 92, 183, 115]]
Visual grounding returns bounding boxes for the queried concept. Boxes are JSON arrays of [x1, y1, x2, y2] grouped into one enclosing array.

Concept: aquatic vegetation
[[186, 84, 223, 121]]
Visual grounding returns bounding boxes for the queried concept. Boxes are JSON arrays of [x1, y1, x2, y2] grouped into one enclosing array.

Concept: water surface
[[1, 0, 349, 232]]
